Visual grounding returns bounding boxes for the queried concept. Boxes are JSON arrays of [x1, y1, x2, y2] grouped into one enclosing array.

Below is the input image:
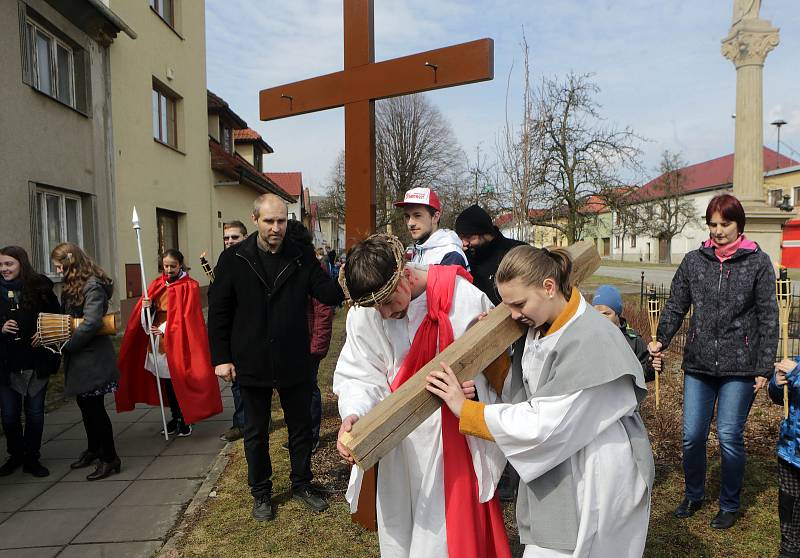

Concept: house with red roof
[[264, 171, 305, 223], [207, 91, 295, 257], [610, 147, 798, 263]]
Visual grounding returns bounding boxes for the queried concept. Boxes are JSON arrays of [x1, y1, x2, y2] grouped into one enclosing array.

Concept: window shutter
[[18, 1, 32, 85]]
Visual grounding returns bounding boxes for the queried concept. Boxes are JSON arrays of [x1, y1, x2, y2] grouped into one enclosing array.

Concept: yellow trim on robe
[[459, 399, 494, 441], [544, 288, 580, 337], [483, 351, 511, 395]]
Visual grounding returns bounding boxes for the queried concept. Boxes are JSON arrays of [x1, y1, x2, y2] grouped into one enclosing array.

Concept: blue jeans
[[310, 358, 321, 444], [683, 372, 756, 512], [231, 379, 245, 429], [0, 383, 47, 462]]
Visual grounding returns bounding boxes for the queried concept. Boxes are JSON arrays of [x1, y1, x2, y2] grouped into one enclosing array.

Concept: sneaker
[[0, 456, 23, 477], [160, 418, 178, 435], [220, 426, 243, 442], [176, 422, 193, 437], [292, 487, 329, 513], [252, 495, 275, 521], [22, 460, 50, 478]]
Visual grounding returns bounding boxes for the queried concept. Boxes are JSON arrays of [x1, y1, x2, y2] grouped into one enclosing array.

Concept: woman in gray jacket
[[649, 194, 779, 529], [50, 243, 121, 480]]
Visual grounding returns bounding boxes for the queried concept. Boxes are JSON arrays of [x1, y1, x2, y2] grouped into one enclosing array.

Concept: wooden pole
[[777, 268, 791, 419], [647, 287, 662, 409]]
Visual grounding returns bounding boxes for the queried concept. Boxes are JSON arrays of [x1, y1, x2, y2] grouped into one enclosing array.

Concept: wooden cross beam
[[339, 241, 602, 471], [258, 0, 493, 247]]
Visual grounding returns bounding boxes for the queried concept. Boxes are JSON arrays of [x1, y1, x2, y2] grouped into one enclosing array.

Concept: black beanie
[[455, 204, 494, 236]]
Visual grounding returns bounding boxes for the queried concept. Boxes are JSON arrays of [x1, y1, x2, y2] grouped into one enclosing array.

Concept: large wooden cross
[[258, 0, 493, 247]]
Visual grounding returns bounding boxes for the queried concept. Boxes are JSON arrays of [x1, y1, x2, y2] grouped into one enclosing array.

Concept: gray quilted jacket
[[657, 241, 778, 378]]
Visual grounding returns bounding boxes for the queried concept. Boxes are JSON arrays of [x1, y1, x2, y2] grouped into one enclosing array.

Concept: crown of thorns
[[338, 234, 406, 307]]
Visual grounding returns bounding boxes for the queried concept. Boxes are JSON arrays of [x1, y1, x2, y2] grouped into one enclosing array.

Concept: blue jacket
[[768, 359, 800, 467]]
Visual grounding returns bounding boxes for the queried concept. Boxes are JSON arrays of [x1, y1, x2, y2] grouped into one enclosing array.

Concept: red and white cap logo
[[394, 187, 441, 211]]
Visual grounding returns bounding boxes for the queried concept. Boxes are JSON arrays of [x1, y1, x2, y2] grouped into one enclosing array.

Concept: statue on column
[[732, 0, 761, 26]]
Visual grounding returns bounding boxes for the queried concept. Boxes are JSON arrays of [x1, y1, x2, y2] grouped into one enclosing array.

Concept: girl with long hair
[[51, 242, 121, 480], [426, 245, 654, 557], [0, 246, 60, 477]]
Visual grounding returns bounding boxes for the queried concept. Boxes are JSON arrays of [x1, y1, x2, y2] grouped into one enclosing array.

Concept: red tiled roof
[[234, 128, 274, 154], [209, 139, 293, 202], [634, 147, 798, 201], [265, 172, 303, 198]]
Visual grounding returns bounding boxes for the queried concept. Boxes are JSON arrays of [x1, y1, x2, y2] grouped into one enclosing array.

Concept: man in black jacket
[[208, 194, 344, 521], [455, 204, 525, 305], [455, 204, 525, 502]]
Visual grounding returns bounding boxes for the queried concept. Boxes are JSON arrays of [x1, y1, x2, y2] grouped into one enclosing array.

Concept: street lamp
[[772, 119, 788, 168]]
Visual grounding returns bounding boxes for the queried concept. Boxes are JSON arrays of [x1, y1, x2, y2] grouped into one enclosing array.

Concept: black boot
[[86, 457, 121, 481], [0, 456, 23, 477], [674, 497, 704, 518], [70, 450, 99, 469], [710, 510, 738, 529], [22, 459, 50, 478]]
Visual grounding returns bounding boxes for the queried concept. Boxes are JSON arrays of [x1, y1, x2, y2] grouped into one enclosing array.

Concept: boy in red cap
[[394, 187, 467, 267]]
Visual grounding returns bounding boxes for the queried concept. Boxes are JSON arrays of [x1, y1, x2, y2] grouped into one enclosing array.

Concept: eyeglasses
[[223, 235, 242, 241]]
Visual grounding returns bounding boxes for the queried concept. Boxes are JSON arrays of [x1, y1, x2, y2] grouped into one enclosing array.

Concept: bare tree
[[598, 186, 646, 261], [495, 31, 541, 243], [641, 150, 699, 264], [317, 150, 345, 221], [532, 73, 644, 244]]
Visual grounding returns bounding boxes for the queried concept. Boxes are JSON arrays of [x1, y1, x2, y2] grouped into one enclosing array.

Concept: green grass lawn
[[173, 309, 785, 558]]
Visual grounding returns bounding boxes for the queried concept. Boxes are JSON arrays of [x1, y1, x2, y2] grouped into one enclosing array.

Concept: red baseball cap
[[393, 187, 441, 211]]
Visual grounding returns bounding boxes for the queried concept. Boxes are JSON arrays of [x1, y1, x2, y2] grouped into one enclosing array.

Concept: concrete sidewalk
[[0, 381, 233, 557]]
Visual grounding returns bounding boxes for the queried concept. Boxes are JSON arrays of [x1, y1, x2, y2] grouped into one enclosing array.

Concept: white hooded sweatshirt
[[408, 228, 467, 268]]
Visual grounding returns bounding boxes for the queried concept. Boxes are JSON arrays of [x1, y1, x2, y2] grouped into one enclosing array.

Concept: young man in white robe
[[427, 245, 654, 558], [334, 234, 510, 558]]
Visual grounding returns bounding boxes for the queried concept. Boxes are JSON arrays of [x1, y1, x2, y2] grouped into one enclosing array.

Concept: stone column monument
[[721, 0, 786, 260]]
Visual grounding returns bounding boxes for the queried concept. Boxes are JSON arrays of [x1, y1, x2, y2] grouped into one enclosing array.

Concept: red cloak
[[115, 274, 222, 424]]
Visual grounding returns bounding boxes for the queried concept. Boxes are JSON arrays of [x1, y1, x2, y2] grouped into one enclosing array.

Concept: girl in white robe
[[427, 245, 655, 558], [334, 271, 507, 558]]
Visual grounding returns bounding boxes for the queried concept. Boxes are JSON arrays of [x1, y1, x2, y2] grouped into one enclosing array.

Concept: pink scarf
[[390, 265, 511, 558], [705, 234, 754, 262]]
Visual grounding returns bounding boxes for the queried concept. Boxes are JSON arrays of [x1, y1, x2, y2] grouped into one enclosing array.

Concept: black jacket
[[62, 277, 120, 396], [0, 275, 61, 383], [619, 318, 656, 383], [207, 234, 344, 388], [657, 242, 778, 378], [465, 229, 525, 305]]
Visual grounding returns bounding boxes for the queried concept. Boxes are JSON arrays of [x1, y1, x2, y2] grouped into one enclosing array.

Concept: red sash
[[390, 265, 510, 558], [116, 275, 223, 424]]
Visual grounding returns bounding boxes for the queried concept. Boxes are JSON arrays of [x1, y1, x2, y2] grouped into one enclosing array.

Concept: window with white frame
[[614, 235, 620, 249], [630, 235, 637, 248], [24, 18, 75, 108], [793, 186, 800, 207], [35, 189, 83, 274]]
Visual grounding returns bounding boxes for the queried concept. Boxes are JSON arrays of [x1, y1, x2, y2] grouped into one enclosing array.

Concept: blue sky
[[206, 1, 800, 195]]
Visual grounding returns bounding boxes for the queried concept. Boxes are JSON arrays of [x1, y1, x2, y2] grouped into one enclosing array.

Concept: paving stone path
[[0, 381, 233, 557]]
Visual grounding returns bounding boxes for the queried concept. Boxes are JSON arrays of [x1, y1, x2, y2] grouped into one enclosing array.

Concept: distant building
[[0, 0, 134, 281]]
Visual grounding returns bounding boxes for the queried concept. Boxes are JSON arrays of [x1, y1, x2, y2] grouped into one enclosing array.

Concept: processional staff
[[776, 267, 792, 419], [647, 287, 661, 410], [132, 207, 170, 440]]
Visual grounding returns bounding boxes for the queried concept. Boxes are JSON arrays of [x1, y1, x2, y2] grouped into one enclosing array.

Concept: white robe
[[333, 276, 506, 558], [484, 296, 650, 558], [141, 310, 170, 379]]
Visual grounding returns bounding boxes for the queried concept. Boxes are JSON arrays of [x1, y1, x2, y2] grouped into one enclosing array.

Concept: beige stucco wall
[[209, 170, 260, 260], [109, 0, 212, 298]]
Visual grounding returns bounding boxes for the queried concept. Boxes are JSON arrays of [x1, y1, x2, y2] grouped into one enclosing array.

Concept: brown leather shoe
[[86, 457, 121, 481], [70, 450, 99, 470]]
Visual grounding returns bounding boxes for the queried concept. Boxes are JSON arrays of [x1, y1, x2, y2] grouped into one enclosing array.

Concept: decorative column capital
[[721, 20, 779, 67]]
